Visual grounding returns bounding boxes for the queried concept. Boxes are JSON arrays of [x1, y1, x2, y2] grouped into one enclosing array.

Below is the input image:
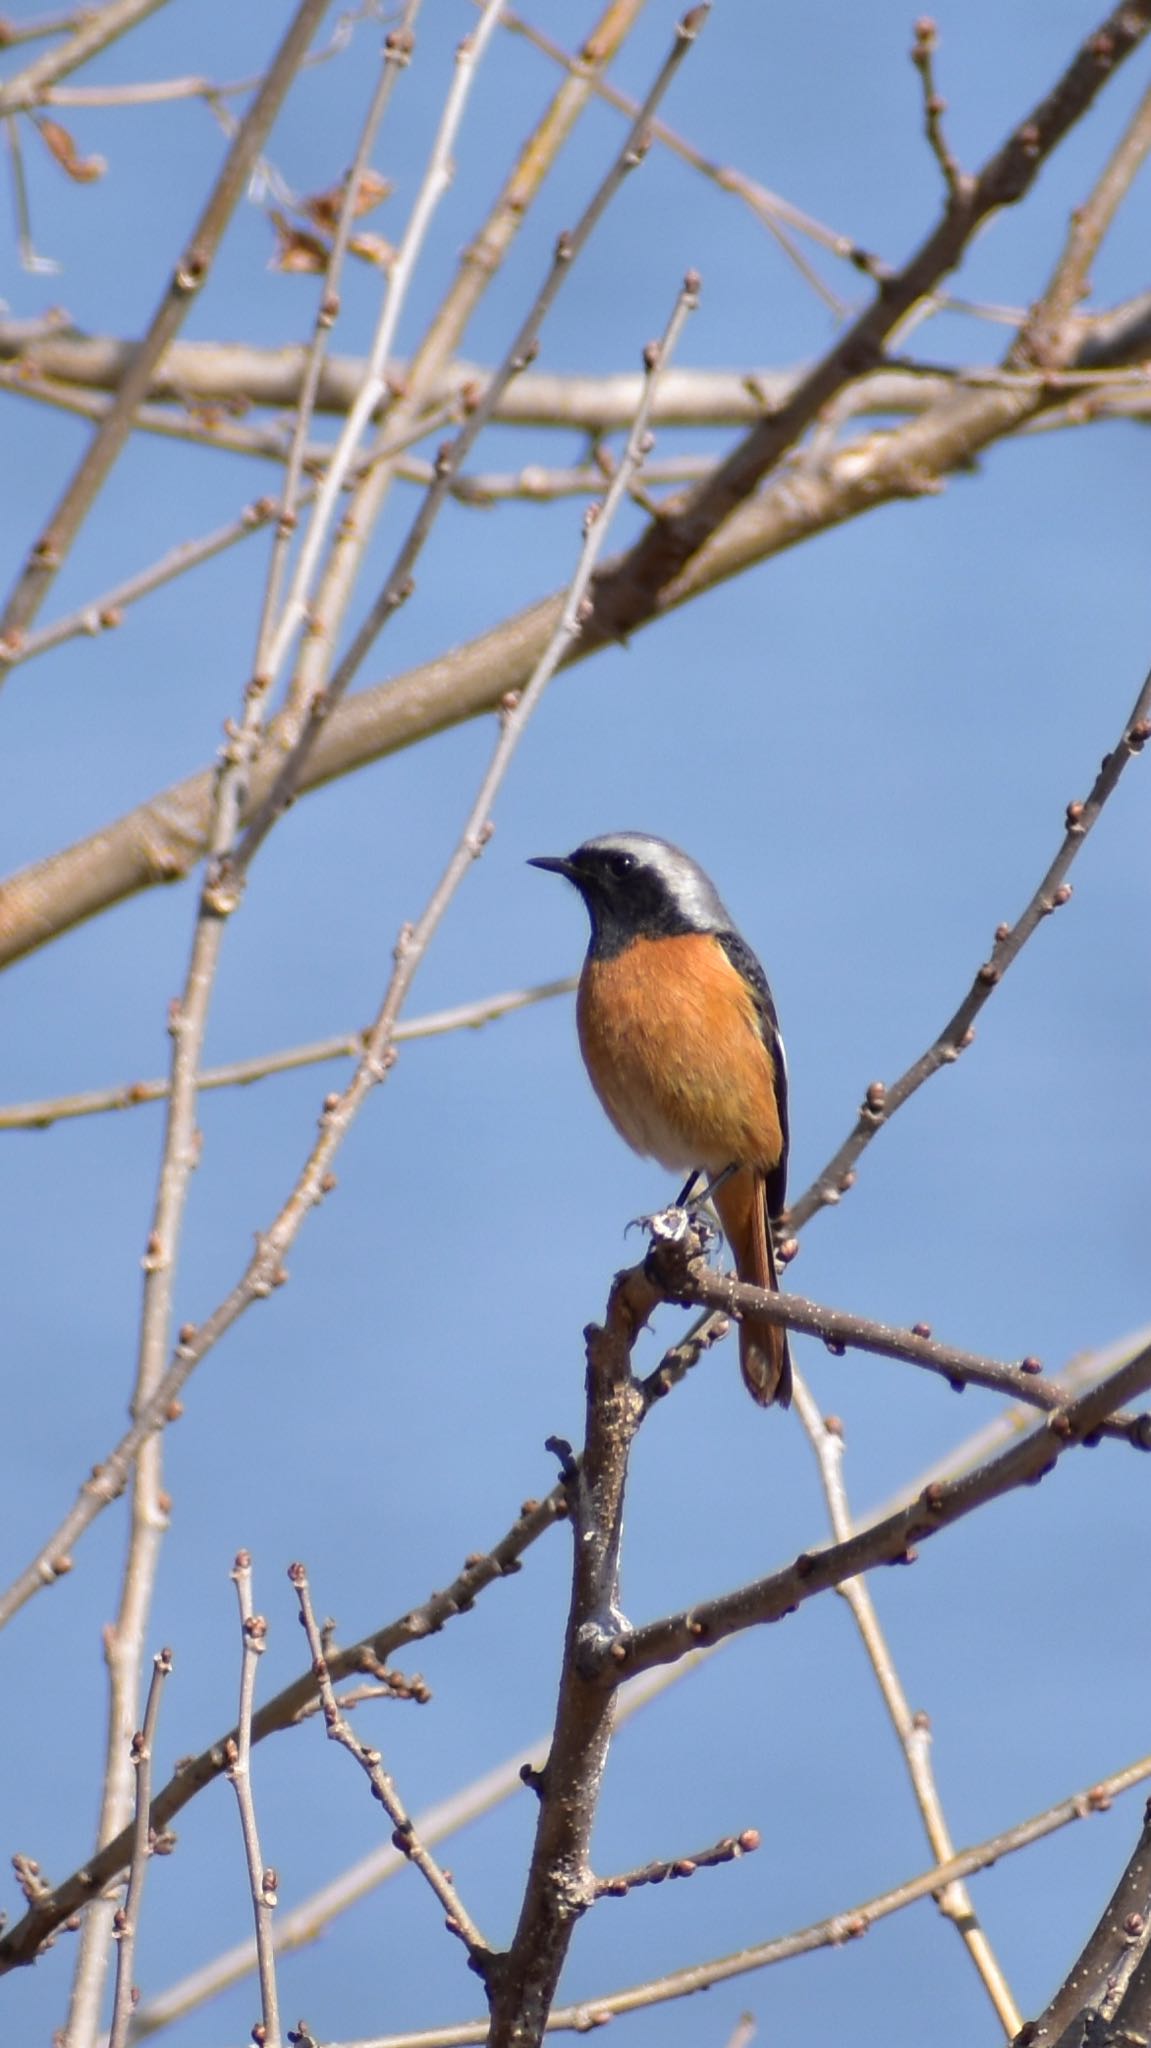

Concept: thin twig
[[264, 0, 655, 743], [0, 977, 576, 1131], [0, 387, 470, 670], [0, 0, 332, 682], [652, 1244, 1151, 1447], [722, 2016, 757, 2048], [64, 37, 425, 2030], [34, 0, 382, 103], [0, 9, 94, 50], [587, 0, 1151, 643], [595, 1828, 760, 1898], [7, 492, 283, 664], [0, 301, 691, 1960], [347, 1757, 1151, 2046], [601, 1337, 1151, 1684], [8, 1317, 1145, 1978], [226, 1555, 282, 2048], [126, 1644, 713, 2036], [910, 17, 968, 202], [489, 0, 870, 290], [58, 26, 334, 1991], [257, 0, 505, 705], [292, 1565, 492, 1978], [1022, 1797, 1151, 2043], [106, 1647, 173, 2048], [5, 108, 56, 269], [0, 1482, 570, 1971], [0, 1115, 694, 1986], [8, 281, 1150, 974], [0, 0, 170, 116], [788, 664, 1151, 1230], [1023, 72, 1151, 358], [230, 9, 707, 884], [861, 1322, 1151, 1525], [789, 1372, 1020, 2037], [253, 4, 423, 690]]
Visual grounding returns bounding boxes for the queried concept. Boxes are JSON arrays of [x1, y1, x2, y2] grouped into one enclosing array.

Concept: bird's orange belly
[[577, 933, 783, 1175]]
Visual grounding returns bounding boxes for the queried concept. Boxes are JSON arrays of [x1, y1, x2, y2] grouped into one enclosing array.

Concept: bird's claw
[[630, 1204, 717, 1250]]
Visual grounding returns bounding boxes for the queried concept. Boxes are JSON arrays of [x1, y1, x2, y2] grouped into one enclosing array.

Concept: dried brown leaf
[[303, 166, 392, 234], [347, 230, 395, 270], [34, 118, 106, 184], [268, 209, 330, 275]]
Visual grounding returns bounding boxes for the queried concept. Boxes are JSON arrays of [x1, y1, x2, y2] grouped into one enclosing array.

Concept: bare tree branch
[[586, 0, 1151, 643], [1022, 1795, 1151, 2044], [295, 1756, 1151, 2046], [252, 7, 422, 691], [5, 295, 1150, 973], [484, 1263, 657, 2048], [228, 12, 705, 882], [105, 1646, 172, 2048], [594, 1828, 760, 1900], [601, 1338, 1151, 1684], [789, 1372, 1020, 2036], [254, 0, 502, 713], [787, 662, 1151, 1231], [269, 0, 653, 751], [653, 1242, 1151, 1447], [0, 0, 333, 682], [225, 1555, 283, 2048], [9, 1311, 1146, 1986], [0, 0, 170, 116], [292, 1564, 493, 1981], [0, 977, 576, 1130]]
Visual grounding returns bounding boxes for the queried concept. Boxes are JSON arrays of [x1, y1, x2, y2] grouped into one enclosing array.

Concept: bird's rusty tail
[[714, 1168, 792, 1408]]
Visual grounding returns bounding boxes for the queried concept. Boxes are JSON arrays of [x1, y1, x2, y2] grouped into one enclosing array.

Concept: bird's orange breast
[[577, 932, 783, 1175]]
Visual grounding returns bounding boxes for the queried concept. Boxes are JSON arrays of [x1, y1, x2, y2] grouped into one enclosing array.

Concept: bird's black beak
[[527, 854, 578, 880]]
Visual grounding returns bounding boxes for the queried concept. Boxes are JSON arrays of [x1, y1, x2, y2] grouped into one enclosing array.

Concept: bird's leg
[[688, 1162, 737, 1213]]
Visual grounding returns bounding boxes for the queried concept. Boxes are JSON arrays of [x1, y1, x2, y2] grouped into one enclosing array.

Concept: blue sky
[[1, 3, 1149, 2044]]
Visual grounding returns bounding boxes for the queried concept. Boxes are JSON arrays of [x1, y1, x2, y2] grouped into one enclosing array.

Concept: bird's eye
[[607, 851, 635, 878]]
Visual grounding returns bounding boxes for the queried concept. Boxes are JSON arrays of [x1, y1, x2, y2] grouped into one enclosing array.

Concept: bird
[[529, 831, 792, 1407]]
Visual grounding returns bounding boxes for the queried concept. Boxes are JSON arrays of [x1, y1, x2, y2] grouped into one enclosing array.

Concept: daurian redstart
[[530, 832, 792, 1407]]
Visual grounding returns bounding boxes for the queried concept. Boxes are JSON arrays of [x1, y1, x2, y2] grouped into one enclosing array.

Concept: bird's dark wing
[[716, 928, 789, 1219]]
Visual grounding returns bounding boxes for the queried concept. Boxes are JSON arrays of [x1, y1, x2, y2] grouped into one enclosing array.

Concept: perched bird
[[529, 831, 792, 1407]]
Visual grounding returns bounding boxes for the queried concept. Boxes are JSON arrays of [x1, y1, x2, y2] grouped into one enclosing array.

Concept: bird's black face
[[529, 832, 731, 959]]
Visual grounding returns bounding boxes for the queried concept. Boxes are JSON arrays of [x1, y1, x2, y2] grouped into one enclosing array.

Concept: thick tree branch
[[1022, 1797, 1151, 2043], [4, 297, 1150, 973], [484, 1264, 656, 2048], [2, 302, 1148, 429], [585, 0, 1151, 642]]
